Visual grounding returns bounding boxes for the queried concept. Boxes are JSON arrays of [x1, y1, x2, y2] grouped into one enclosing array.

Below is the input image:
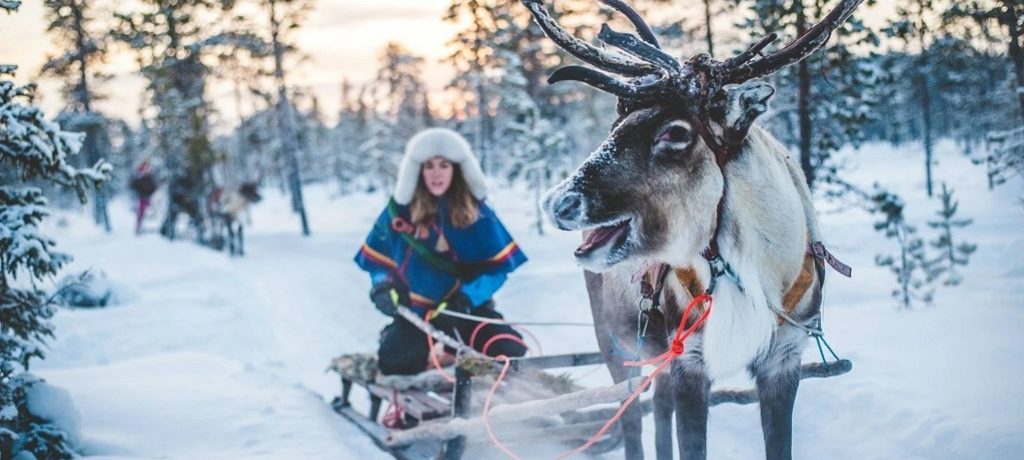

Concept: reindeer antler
[[721, 0, 863, 84], [524, 0, 864, 109]]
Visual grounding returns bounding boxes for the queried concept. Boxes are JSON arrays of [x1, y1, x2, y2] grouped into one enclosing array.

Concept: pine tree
[[262, 0, 313, 235], [945, 0, 1024, 119], [737, 0, 881, 191], [494, 46, 571, 234], [871, 188, 933, 308], [114, 0, 268, 241], [41, 0, 112, 231], [923, 183, 977, 286], [884, 0, 948, 197], [1, 7, 111, 455], [333, 81, 372, 193], [985, 126, 1024, 188]]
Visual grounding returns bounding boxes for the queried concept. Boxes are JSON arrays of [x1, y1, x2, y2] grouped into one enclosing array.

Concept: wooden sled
[[327, 307, 853, 459], [329, 351, 634, 460]]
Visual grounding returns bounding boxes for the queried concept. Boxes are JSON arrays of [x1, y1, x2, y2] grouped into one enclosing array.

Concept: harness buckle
[[706, 255, 743, 295]]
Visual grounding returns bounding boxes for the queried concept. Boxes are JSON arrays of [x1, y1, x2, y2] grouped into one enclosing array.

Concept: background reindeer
[[525, 0, 860, 459], [208, 181, 263, 256]]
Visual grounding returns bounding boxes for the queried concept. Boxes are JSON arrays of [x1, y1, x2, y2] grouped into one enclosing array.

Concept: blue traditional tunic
[[355, 198, 527, 312]]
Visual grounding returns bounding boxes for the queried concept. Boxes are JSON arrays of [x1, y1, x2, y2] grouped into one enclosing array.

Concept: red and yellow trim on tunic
[[359, 243, 398, 270], [485, 242, 520, 264], [409, 292, 437, 309], [408, 280, 462, 309]]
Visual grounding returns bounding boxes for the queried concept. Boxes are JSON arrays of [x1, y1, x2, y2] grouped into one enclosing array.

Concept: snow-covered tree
[[494, 49, 571, 234], [1, 17, 111, 455], [114, 0, 268, 241], [923, 183, 977, 286], [376, 42, 433, 143], [333, 81, 373, 193], [984, 126, 1024, 190], [41, 0, 113, 231], [945, 0, 1024, 119], [737, 0, 881, 191], [871, 188, 932, 309], [884, 0, 951, 197], [260, 0, 313, 235]]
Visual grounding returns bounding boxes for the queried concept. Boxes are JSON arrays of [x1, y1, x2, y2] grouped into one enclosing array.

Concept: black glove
[[370, 282, 407, 318], [444, 292, 474, 314]]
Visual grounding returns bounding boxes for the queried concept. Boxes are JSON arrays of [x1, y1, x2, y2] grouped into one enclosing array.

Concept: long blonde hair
[[410, 164, 479, 229]]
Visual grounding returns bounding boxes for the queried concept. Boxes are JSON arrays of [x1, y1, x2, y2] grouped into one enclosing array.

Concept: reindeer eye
[[654, 121, 693, 151]]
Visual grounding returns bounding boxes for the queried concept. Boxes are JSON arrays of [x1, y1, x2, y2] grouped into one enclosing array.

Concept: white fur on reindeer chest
[[679, 132, 810, 380]]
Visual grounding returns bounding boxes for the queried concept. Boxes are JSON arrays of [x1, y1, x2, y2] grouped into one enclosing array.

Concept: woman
[[355, 128, 528, 376]]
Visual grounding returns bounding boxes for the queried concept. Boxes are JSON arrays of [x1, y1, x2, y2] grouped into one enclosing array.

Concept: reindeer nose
[[550, 191, 586, 228]]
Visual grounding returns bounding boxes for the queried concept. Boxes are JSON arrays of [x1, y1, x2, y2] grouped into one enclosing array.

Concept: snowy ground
[[35, 140, 1024, 459]]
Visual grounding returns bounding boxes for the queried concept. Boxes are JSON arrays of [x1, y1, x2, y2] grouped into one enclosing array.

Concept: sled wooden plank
[[710, 359, 853, 406], [464, 419, 616, 446], [509, 352, 605, 371], [369, 385, 448, 421]]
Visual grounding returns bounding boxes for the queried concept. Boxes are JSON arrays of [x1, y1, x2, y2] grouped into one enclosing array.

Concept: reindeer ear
[[714, 80, 775, 145]]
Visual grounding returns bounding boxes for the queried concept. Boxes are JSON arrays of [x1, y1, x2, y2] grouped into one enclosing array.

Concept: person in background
[[129, 158, 158, 235], [355, 128, 528, 376]]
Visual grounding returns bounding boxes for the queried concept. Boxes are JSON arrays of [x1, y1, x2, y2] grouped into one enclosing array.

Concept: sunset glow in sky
[[1, 0, 897, 127]]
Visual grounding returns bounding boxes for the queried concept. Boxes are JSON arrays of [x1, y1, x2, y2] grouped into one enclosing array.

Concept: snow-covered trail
[[34, 140, 1024, 459]]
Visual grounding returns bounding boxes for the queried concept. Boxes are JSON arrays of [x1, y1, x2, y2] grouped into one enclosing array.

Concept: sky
[[1, 0, 898, 129]]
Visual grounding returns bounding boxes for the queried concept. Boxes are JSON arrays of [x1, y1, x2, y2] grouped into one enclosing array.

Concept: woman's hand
[[370, 282, 407, 317]]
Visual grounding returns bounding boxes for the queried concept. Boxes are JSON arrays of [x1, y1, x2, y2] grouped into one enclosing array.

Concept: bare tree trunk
[[917, 0, 934, 197], [1003, 2, 1024, 120], [71, 0, 110, 232], [795, 1, 814, 189], [899, 227, 910, 309], [270, 0, 310, 236], [703, 0, 715, 57]]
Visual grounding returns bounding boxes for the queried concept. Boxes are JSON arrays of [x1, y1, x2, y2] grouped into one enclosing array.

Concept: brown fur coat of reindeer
[[525, 0, 859, 459]]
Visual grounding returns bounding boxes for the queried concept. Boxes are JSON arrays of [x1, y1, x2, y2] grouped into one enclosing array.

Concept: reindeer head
[[530, 0, 861, 271]]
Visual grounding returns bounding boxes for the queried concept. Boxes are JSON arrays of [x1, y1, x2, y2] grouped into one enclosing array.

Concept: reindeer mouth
[[575, 217, 634, 264]]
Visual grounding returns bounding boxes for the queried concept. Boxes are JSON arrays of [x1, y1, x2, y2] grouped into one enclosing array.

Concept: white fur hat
[[393, 128, 487, 205]]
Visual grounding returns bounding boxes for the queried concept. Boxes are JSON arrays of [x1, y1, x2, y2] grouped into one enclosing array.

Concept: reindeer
[[524, 0, 860, 459], [208, 181, 262, 256]]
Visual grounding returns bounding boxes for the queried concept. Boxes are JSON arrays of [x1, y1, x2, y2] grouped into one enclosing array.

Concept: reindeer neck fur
[[668, 125, 815, 379]]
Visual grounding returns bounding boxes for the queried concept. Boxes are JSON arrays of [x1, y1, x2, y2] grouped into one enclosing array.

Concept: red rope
[[481, 294, 714, 459], [469, 321, 489, 349], [483, 355, 525, 460], [424, 310, 457, 383], [381, 389, 406, 429], [481, 333, 529, 356]]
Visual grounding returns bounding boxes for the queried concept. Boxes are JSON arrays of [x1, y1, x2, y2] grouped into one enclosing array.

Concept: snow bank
[[24, 381, 82, 448]]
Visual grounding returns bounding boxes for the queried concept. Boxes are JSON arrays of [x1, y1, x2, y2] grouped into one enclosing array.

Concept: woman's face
[[421, 156, 454, 197]]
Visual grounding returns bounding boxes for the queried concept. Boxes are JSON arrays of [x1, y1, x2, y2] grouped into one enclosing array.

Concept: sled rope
[[483, 355, 524, 460], [424, 310, 458, 383], [382, 389, 407, 429], [435, 309, 594, 327], [470, 321, 541, 356]]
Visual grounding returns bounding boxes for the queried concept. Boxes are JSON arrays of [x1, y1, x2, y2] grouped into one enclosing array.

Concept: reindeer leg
[[673, 352, 710, 460], [237, 222, 245, 256], [226, 218, 237, 256], [605, 358, 645, 460], [653, 371, 675, 460], [753, 328, 803, 460]]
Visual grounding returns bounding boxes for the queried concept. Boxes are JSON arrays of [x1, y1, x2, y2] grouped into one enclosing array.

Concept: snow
[[33, 139, 1024, 459], [24, 381, 82, 447]]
